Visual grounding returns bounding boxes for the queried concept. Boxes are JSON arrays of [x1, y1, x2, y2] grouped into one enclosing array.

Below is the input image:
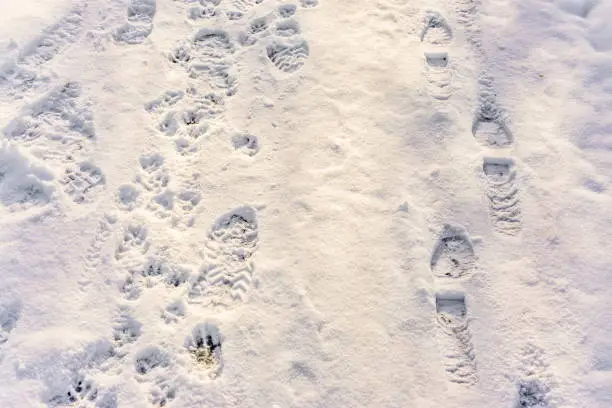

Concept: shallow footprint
[[266, 38, 309, 73]]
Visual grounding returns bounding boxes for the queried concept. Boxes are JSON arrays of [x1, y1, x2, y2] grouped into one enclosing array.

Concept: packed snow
[[0, 0, 611, 407]]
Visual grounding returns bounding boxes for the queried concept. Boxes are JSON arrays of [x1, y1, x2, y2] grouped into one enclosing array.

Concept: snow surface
[[0, 0, 611, 407]]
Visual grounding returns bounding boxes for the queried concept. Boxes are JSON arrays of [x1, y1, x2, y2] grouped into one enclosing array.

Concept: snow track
[[0, 0, 608, 406]]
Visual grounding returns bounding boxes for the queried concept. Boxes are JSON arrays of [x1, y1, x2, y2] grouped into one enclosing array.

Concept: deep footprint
[[430, 225, 476, 278]]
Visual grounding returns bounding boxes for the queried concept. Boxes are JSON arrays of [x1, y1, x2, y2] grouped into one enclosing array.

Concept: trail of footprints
[[44, 1, 314, 405], [421, 11, 453, 100], [421, 1, 544, 399], [422, 3, 525, 390], [430, 225, 479, 385]]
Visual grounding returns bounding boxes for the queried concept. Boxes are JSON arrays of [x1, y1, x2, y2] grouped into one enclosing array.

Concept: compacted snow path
[[0, 0, 611, 407]]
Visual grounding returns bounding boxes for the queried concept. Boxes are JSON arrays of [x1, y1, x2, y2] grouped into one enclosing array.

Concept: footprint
[[275, 19, 301, 37], [185, 322, 223, 378], [189, 206, 259, 307], [145, 90, 185, 113], [134, 346, 178, 405], [299, 0, 318, 8], [483, 158, 521, 235], [232, 133, 260, 156], [0, 7, 84, 97], [430, 225, 476, 279], [112, 306, 142, 351], [135, 346, 169, 375], [115, 222, 151, 274], [114, 0, 157, 44], [472, 97, 513, 148], [60, 161, 105, 204], [515, 344, 554, 407], [435, 293, 478, 385], [83, 213, 117, 272], [149, 378, 177, 407], [266, 38, 310, 73], [424, 52, 452, 100], [161, 299, 186, 324], [3, 81, 95, 163], [188, 0, 222, 20], [146, 90, 221, 155], [136, 153, 170, 194], [278, 4, 298, 18], [421, 11, 453, 45], [0, 142, 55, 213], [231, 0, 265, 12], [146, 189, 175, 219], [47, 374, 100, 407], [122, 253, 191, 299], [189, 28, 238, 96], [116, 184, 142, 211]]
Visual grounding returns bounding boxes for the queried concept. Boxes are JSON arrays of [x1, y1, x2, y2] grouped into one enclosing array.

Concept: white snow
[[0, 0, 611, 407]]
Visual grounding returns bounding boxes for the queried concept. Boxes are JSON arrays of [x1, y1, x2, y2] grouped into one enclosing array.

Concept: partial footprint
[[189, 206, 259, 307], [60, 161, 105, 204], [421, 11, 453, 45], [299, 0, 318, 8], [190, 28, 238, 95], [232, 133, 260, 156], [483, 158, 521, 235], [188, 0, 222, 21], [161, 299, 186, 324], [266, 38, 310, 73], [515, 344, 555, 407], [0, 142, 55, 213], [424, 52, 452, 100], [435, 293, 478, 385], [83, 213, 117, 272], [278, 4, 297, 18], [134, 346, 178, 406], [232, 0, 265, 12], [3, 81, 95, 163], [47, 374, 101, 407], [121, 252, 191, 300], [116, 184, 142, 211], [115, 222, 151, 277], [112, 306, 142, 351], [135, 346, 170, 375], [275, 19, 301, 37], [0, 7, 84, 97], [185, 322, 223, 379], [168, 29, 237, 96], [430, 225, 476, 279], [136, 153, 169, 194], [114, 0, 157, 44], [472, 91, 513, 147]]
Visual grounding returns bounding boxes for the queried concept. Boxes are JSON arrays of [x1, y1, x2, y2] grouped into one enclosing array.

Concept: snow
[[0, 0, 611, 407]]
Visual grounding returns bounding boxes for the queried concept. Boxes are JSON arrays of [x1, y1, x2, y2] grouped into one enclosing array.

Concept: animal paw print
[[60, 161, 105, 203]]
